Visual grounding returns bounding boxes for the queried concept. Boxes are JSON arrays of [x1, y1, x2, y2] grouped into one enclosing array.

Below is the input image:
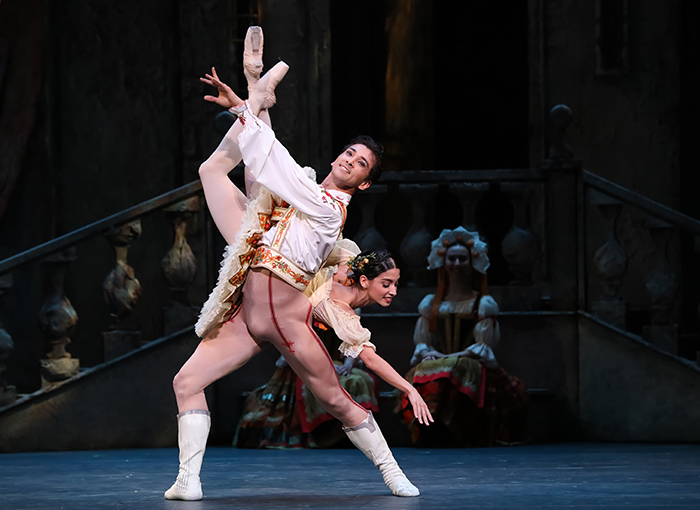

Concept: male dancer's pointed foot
[[244, 26, 264, 88], [247, 61, 290, 114]]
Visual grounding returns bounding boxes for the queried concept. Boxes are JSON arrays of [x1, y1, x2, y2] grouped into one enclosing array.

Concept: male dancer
[[165, 27, 423, 500]]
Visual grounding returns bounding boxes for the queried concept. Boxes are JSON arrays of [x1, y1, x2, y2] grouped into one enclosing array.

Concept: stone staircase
[[2, 105, 700, 452]]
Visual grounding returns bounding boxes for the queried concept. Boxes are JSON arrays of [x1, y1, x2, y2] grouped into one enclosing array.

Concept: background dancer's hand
[[407, 387, 434, 426], [335, 359, 353, 377], [200, 67, 243, 108], [422, 350, 446, 361]]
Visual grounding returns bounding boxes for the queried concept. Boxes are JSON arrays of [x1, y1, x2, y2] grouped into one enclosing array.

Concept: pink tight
[[173, 269, 368, 428]]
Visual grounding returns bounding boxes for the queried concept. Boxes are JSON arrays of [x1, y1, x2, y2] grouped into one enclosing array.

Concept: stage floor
[[1, 443, 699, 509]]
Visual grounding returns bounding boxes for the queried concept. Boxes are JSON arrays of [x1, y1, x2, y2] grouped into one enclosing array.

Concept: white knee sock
[[164, 410, 211, 501], [343, 412, 420, 497]]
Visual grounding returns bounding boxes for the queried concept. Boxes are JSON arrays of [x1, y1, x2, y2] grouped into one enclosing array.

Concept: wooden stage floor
[[1, 443, 699, 509]]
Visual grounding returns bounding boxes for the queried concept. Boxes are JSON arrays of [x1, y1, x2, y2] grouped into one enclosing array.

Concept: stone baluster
[[162, 197, 200, 335], [0, 274, 16, 406], [103, 220, 143, 360], [448, 183, 488, 231], [590, 191, 628, 329], [641, 217, 679, 354], [353, 184, 388, 252], [399, 184, 438, 287], [38, 248, 80, 387], [501, 184, 542, 310]]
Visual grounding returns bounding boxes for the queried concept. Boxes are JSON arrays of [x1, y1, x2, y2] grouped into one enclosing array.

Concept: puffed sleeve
[[238, 114, 338, 221], [313, 300, 376, 359], [411, 294, 436, 365], [465, 295, 501, 368]]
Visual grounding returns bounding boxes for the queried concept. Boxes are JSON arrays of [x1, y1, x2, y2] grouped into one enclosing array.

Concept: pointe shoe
[[247, 61, 289, 114], [244, 26, 264, 88], [343, 412, 420, 497], [164, 410, 211, 501]]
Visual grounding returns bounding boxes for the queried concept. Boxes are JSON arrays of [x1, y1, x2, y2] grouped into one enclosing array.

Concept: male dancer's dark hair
[[343, 135, 384, 184]]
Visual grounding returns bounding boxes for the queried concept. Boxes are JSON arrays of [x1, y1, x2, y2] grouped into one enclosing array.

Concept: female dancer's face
[[360, 267, 400, 307], [444, 245, 471, 278]]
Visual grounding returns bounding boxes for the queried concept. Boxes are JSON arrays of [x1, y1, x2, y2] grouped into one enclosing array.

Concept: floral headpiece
[[346, 252, 377, 275], [427, 226, 490, 274]]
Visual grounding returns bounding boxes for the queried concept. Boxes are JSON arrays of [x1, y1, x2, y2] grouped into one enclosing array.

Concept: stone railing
[[546, 105, 700, 362], [2, 104, 697, 408], [342, 168, 548, 312], [580, 168, 699, 359], [0, 181, 208, 407]]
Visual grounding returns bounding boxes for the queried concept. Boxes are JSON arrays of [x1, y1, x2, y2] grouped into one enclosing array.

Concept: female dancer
[[236, 241, 432, 448], [403, 226, 528, 446]]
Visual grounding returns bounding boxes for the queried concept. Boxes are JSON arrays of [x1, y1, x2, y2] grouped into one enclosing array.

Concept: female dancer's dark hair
[[347, 249, 395, 283]]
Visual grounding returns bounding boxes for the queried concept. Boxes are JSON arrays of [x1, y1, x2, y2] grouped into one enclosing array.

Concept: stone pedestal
[[642, 325, 679, 355], [40, 358, 80, 388], [591, 298, 627, 330], [103, 331, 143, 361]]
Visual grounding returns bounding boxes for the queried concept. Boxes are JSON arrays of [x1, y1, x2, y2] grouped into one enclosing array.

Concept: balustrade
[[641, 217, 679, 353], [162, 197, 200, 334], [589, 191, 628, 329], [0, 181, 204, 403], [103, 220, 143, 361], [39, 248, 79, 387], [2, 102, 700, 404], [353, 185, 388, 252], [500, 183, 543, 311], [398, 184, 439, 287]]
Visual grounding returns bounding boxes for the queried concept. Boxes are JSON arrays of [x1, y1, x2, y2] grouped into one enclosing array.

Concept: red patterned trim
[[271, 206, 295, 248], [409, 363, 486, 408], [271, 206, 289, 222], [250, 246, 312, 289]]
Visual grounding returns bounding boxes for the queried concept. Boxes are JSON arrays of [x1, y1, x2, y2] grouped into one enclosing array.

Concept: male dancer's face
[[329, 144, 374, 192]]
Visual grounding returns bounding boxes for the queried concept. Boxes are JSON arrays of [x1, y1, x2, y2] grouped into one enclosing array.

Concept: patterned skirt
[[401, 356, 528, 447], [235, 362, 379, 449]]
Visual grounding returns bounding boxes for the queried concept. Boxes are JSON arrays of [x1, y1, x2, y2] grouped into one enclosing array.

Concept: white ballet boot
[[164, 410, 211, 501], [244, 26, 264, 88], [343, 412, 420, 497]]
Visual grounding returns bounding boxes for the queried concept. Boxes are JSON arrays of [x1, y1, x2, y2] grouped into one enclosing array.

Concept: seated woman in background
[[235, 240, 432, 448], [402, 226, 528, 447]]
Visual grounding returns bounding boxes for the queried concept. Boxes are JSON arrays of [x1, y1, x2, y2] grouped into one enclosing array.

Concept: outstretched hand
[[407, 387, 434, 426], [200, 67, 242, 109]]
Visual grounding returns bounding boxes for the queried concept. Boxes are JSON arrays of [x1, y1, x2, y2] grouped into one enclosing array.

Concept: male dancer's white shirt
[[238, 114, 351, 276]]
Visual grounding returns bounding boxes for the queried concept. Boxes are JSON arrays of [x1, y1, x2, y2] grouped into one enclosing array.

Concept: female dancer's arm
[[358, 347, 433, 426]]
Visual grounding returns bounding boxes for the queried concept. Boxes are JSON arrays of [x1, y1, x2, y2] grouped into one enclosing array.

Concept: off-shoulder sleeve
[[465, 295, 501, 368], [313, 299, 376, 359]]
